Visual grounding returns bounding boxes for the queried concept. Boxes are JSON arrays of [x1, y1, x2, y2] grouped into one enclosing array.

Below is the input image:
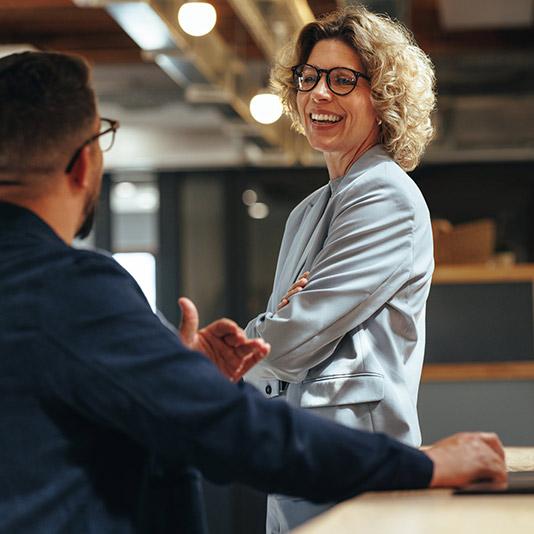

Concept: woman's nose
[[311, 75, 332, 101]]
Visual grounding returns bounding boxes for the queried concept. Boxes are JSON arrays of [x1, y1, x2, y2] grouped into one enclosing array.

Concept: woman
[[244, 5, 436, 532]]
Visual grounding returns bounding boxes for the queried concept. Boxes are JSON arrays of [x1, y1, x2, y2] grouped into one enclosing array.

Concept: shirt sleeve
[[246, 167, 417, 382], [39, 250, 433, 502]]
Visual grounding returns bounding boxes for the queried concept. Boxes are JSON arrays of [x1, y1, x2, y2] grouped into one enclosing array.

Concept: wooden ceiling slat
[[0, 5, 142, 63], [0, 0, 73, 7], [212, 0, 265, 60], [307, 0, 337, 18], [62, 49, 143, 64], [0, 8, 125, 34]]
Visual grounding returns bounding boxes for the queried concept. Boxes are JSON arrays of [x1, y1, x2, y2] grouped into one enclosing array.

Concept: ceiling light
[[115, 182, 137, 199], [249, 93, 283, 125], [248, 202, 269, 219], [111, 184, 159, 213], [137, 190, 159, 211], [242, 189, 258, 206], [178, 2, 217, 37]]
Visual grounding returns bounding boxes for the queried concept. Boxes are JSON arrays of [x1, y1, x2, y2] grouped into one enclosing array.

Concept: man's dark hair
[[0, 51, 97, 173]]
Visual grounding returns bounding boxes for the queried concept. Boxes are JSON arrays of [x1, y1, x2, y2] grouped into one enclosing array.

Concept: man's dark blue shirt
[[0, 201, 432, 533]]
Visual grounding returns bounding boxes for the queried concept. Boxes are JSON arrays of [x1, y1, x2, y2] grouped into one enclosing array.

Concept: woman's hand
[[277, 272, 310, 310]]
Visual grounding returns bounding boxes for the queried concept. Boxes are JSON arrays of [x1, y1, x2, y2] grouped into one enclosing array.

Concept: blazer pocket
[[299, 372, 384, 409]]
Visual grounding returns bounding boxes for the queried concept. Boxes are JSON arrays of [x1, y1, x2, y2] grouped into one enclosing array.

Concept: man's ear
[[67, 145, 91, 192]]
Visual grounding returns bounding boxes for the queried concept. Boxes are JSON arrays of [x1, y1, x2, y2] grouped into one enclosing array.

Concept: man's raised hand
[[178, 297, 270, 382]]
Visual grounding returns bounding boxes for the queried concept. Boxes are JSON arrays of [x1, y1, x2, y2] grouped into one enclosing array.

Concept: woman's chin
[[306, 139, 336, 155]]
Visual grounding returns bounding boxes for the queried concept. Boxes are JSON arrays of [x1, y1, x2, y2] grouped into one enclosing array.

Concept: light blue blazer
[[245, 146, 433, 532], [245, 145, 433, 446]]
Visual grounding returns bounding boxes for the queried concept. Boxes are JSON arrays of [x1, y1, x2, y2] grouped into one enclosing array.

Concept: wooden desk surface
[[293, 448, 534, 534]]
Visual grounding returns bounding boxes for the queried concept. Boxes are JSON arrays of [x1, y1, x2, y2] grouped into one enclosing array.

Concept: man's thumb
[[178, 297, 199, 348]]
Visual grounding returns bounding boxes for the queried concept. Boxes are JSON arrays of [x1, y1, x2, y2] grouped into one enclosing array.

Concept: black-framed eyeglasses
[[291, 64, 370, 96], [65, 117, 120, 173]]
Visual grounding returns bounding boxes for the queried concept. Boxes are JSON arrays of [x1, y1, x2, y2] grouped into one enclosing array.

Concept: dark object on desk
[[455, 471, 534, 495]]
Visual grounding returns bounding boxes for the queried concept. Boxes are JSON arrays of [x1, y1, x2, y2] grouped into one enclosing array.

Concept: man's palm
[[178, 297, 269, 382]]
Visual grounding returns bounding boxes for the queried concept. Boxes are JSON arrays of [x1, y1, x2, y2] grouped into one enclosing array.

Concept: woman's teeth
[[311, 113, 342, 123]]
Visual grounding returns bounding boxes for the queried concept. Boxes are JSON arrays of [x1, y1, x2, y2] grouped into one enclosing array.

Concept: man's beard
[[75, 190, 98, 240], [75, 206, 95, 240]]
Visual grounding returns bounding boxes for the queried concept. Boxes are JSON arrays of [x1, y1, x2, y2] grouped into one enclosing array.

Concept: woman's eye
[[335, 76, 356, 86]]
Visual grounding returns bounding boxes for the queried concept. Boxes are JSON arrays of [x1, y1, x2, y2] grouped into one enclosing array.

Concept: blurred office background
[[2, 0, 534, 532]]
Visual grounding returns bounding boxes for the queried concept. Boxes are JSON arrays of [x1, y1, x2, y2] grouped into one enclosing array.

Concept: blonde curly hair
[[271, 5, 436, 171]]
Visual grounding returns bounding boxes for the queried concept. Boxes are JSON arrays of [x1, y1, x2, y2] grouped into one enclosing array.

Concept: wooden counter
[[293, 448, 534, 534], [433, 264, 534, 284]]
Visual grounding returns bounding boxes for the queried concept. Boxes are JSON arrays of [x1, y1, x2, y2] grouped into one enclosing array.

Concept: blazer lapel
[[276, 185, 331, 299], [291, 196, 333, 282]]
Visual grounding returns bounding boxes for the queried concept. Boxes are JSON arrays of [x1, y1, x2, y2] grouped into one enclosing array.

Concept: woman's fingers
[[277, 272, 310, 310]]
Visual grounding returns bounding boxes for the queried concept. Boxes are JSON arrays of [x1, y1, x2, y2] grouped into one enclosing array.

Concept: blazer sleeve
[[39, 251, 433, 503], [246, 164, 420, 382]]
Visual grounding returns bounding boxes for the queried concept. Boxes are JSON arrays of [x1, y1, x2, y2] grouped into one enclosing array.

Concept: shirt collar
[[0, 201, 66, 246]]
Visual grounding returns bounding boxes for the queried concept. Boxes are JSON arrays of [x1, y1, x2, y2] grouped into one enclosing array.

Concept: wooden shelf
[[422, 361, 534, 382], [433, 264, 534, 284]]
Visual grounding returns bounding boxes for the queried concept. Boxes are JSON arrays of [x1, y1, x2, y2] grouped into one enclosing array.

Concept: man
[[0, 51, 505, 534]]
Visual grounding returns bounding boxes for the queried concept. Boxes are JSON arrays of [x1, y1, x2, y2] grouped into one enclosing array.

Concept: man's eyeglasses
[[65, 117, 120, 173], [291, 64, 370, 96]]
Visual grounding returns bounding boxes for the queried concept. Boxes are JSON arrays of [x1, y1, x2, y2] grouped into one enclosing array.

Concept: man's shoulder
[[40, 246, 150, 327], [39, 245, 136, 302], [51, 246, 124, 276], [69, 246, 120, 270]]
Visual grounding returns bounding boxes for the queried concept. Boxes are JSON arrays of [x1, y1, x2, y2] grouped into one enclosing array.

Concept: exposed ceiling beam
[[0, 3, 142, 63], [227, 0, 315, 61], [76, 0, 313, 163], [225, 0, 278, 58], [285, 0, 316, 26], [151, 0, 300, 159], [0, 0, 73, 6]]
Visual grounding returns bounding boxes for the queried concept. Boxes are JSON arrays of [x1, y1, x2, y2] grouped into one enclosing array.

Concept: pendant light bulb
[[178, 2, 217, 37], [249, 93, 283, 125]]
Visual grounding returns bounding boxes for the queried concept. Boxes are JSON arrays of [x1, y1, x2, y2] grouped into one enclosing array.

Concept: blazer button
[[265, 385, 272, 395]]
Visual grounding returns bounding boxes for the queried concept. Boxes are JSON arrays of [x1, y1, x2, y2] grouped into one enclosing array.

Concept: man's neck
[[0, 191, 77, 245]]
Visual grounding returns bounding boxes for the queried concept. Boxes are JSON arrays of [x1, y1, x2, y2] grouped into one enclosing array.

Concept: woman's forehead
[[305, 39, 364, 71]]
